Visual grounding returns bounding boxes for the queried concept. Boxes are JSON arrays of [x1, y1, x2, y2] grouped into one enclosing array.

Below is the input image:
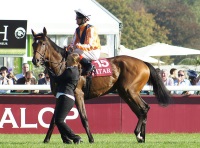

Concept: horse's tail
[[144, 62, 171, 106]]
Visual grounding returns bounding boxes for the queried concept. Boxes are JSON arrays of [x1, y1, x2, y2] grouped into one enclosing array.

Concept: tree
[[142, 0, 200, 49], [97, 0, 170, 49]]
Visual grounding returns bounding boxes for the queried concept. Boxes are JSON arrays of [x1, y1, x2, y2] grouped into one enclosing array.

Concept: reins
[[44, 57, 66, 77]]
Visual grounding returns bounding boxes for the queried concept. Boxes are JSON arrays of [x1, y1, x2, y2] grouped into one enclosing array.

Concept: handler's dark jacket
[[54, 66, 79, 96]]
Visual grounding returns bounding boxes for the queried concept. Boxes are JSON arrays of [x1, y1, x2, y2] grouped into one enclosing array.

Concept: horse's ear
[[43, 27, 47, 36], [31, 29, 36, 37]]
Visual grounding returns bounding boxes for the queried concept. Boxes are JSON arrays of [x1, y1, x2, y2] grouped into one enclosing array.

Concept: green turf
[[0, 133, 200, 148]]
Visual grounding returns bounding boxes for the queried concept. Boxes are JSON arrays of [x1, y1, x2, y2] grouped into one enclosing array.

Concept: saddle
[[83, 59, 112, 100]]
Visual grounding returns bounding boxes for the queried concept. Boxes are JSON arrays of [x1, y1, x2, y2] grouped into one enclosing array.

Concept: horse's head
[[31, 27, 67, 76], [31, 27, 48, 67]]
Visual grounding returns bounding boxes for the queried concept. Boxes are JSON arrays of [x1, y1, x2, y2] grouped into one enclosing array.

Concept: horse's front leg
[[75, 89, 94, 143], [43, 114, 56, 143], [44, 80, 56, 143]]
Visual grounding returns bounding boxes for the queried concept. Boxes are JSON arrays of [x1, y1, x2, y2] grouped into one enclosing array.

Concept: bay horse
[[31, 27, 171, 143]]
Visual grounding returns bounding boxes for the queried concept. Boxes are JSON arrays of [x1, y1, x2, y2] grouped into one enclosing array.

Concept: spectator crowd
[[1, 63, 200, 95], [0, 63, 51, 94], [158, 68, 200, 95]]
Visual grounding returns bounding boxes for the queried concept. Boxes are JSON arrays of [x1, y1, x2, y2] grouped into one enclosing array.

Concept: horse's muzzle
[[32, 58, 40, 66]]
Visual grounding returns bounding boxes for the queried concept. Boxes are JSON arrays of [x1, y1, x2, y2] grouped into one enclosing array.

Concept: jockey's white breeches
[[73, 48, 101, 60]]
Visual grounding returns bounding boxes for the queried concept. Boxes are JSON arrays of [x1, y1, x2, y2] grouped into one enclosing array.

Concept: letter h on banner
[[0, 26, 8, 41]]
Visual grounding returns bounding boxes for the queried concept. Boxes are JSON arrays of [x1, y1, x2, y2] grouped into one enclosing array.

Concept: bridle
[[33, 36, 66, 76]]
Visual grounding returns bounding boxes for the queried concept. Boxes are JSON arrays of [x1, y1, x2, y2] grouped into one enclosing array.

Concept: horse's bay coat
[[32, 27, 171, 143]]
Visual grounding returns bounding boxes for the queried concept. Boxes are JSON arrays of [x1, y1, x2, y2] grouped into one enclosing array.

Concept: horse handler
[[66, 9, 101, 75], [52, 53, 82, 144]]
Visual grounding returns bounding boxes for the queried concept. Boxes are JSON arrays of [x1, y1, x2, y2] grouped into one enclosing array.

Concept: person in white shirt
[[174, 70, 192, 95], [160, 69, 174, 86], [160, 69, 174, 94], [0, 66, 13, 94]]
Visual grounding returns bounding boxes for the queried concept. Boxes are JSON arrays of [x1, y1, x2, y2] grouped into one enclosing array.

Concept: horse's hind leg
[[134, 97, 150, 143], [75, 92, 94, 143], [118, 89, 150, 143]]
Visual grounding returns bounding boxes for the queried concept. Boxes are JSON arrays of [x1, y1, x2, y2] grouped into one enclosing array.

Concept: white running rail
[[0, 85, 200, 91]]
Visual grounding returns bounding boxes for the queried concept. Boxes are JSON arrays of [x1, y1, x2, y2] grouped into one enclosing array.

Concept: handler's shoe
[[73, 137, 83, 144], [63, 141, 72, 144], [63, 140, 72, 144], [62, 135, 72, 144]]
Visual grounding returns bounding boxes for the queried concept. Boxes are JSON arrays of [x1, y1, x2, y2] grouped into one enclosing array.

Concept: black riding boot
[[80, 58, 94, 75]]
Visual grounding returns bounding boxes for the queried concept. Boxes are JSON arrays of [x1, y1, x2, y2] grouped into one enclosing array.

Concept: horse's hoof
[[89, 139, 94, 143], [43, 139, 50, 143], [136, 132, 144, 143], [137, 138, 145, 143]]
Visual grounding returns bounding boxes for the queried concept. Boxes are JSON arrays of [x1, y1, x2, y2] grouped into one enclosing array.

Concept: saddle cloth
[[91, 59, 112, 77]]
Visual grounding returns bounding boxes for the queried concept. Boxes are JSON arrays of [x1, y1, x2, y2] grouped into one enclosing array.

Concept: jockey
[[67, 9, 101, 75]]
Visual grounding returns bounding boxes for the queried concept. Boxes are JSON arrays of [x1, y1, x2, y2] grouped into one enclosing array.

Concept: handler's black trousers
[[54, 95, 80, 140]]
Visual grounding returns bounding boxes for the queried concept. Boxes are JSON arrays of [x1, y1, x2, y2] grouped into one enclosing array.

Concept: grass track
[[0, 133, 200, 148]]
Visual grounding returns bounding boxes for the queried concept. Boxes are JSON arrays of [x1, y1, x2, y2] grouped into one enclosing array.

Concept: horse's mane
[[34, 33, 66, 58]]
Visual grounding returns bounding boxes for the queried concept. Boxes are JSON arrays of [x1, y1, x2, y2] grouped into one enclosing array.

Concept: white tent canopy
[[0, 0, 122, 35], [131, 42, 200, 56], [119, 45, 164, 63]]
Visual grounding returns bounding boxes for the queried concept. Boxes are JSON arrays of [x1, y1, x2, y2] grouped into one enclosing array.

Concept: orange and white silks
[[69, 23, 101, 60]]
